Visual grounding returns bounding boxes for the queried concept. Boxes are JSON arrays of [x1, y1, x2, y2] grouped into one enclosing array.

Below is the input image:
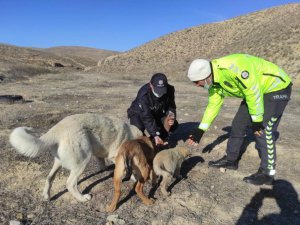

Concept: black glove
[[189, 128, 204, 143], [252, 122, 265, 133]]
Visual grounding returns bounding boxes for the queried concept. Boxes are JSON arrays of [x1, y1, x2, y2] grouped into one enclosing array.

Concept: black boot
[[243, 169, 274, 185], [208, 155, 238, 170]]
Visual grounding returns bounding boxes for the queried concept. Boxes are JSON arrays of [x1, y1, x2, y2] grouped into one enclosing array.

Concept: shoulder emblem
[[241, 71, 249, 79]]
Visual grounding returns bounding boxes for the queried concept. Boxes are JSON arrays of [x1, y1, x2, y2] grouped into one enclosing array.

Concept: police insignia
[[241, 71, 249, 79]]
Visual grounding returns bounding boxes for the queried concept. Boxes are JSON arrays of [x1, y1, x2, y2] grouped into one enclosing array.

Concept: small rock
[[10, 221, 21, 225], [220, 167, 226, 173], [27, 214, 35, 219], [15, 213, 24, 220], [107, 214, 125, 225]]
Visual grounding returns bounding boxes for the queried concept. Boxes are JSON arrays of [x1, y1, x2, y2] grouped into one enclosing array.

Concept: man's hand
[[188, 128, 204, 146], [168, 118, 175, 126], [167, 111, 175, 126], [252, 122, 265, 136], [154, 136, 168, 146]]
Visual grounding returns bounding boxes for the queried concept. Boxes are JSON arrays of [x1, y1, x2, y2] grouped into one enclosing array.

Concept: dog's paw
[[143, 198, 155, 205], [78, 194, 92, 202], [106, 204, 116, 213], [83, 194, 92, 201], [43, 194, 50, 201], [161, 190, 171, 196], [43, 192, 50, 201]]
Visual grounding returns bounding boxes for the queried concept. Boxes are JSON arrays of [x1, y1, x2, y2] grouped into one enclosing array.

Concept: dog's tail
[[124, 153, 133, 179], [9, 127, 50, 158]]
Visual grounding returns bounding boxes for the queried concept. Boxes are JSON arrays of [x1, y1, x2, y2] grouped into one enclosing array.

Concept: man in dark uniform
[[127, 73, 178, 146]]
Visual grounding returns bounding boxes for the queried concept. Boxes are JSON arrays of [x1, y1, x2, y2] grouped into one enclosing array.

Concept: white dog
[[9, 113, 142, 202]]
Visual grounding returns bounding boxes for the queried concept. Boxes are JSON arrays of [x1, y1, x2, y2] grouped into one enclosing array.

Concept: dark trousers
[[226, 84, 292, 174], [129, 114, 178, 139]]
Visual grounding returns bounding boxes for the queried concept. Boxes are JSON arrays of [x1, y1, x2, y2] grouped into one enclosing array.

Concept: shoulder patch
[[241, 71, 249, 79]]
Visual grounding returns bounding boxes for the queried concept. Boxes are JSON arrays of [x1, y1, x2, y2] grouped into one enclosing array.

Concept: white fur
[[9, 113, 142, 202]]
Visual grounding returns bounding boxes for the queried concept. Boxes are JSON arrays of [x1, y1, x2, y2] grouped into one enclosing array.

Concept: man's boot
[[208, 155, 238, 170], [243, 168, 274, 185]]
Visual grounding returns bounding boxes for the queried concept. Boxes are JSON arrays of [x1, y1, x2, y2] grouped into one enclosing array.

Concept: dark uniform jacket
[[127, 83, 176, 137]]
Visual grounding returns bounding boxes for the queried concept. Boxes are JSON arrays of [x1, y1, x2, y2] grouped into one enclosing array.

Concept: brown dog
[[153, 146, 190, 196], [106, 136, 156, 212]]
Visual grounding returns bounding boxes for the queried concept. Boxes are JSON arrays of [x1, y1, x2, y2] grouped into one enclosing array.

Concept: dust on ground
[[0, 71, 300, 225]]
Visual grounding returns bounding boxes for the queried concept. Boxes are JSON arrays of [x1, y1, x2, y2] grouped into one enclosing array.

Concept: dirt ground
[[0, 71, 299, 225]]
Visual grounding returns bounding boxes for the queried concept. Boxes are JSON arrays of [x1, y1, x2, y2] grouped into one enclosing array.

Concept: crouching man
[[127, 73, 178, 146]]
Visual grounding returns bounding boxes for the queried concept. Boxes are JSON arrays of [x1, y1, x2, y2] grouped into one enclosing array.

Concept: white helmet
[[187, 59, 211, 81]]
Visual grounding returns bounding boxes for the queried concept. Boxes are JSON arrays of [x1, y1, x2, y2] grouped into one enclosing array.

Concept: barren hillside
[[43, 46, 119, 66], [0, 44, 86, 69], [0, 44, 83, 82], [0, 44, 119, 82], [97, 3, 300, 85]]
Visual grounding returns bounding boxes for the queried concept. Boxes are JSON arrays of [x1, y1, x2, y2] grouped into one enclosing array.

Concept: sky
[[0, 0, 297, 52]]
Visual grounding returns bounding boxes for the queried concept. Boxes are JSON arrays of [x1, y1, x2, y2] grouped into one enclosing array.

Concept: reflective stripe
[[267, 78, 281, 92], [266, 135, 272, 140], [268, 165, 273, 170], [271, 117, 278, 122], [269, 169, 276, 175], [265, 116, 278, 171], [199, 123, 209, 131], [266, 131, 272, 135]]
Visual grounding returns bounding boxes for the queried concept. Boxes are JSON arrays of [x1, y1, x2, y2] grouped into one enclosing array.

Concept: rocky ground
[[0, 71, 299, 225]]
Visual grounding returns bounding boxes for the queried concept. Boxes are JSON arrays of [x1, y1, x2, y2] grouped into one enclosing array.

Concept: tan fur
[[9, 113, 142, 202], [106, 136, 156, 212], [153, 146, 190, 196]]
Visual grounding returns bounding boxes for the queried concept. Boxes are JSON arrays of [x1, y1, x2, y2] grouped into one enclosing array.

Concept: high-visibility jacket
[[199, 54, 292, 131]]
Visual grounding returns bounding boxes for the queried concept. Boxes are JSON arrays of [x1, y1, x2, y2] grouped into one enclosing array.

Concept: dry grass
[[43, 46, 119, 66], [0, 71, 299, 225]]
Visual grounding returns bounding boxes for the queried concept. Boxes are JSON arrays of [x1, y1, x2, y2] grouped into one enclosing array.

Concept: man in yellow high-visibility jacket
[[187, 54, 292, 185]]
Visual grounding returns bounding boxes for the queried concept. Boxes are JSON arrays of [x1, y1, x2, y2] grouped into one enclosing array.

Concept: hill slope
[[43, 46, 119, 67], [97, 3, 300, 83], [0, 44, 119, 82]]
